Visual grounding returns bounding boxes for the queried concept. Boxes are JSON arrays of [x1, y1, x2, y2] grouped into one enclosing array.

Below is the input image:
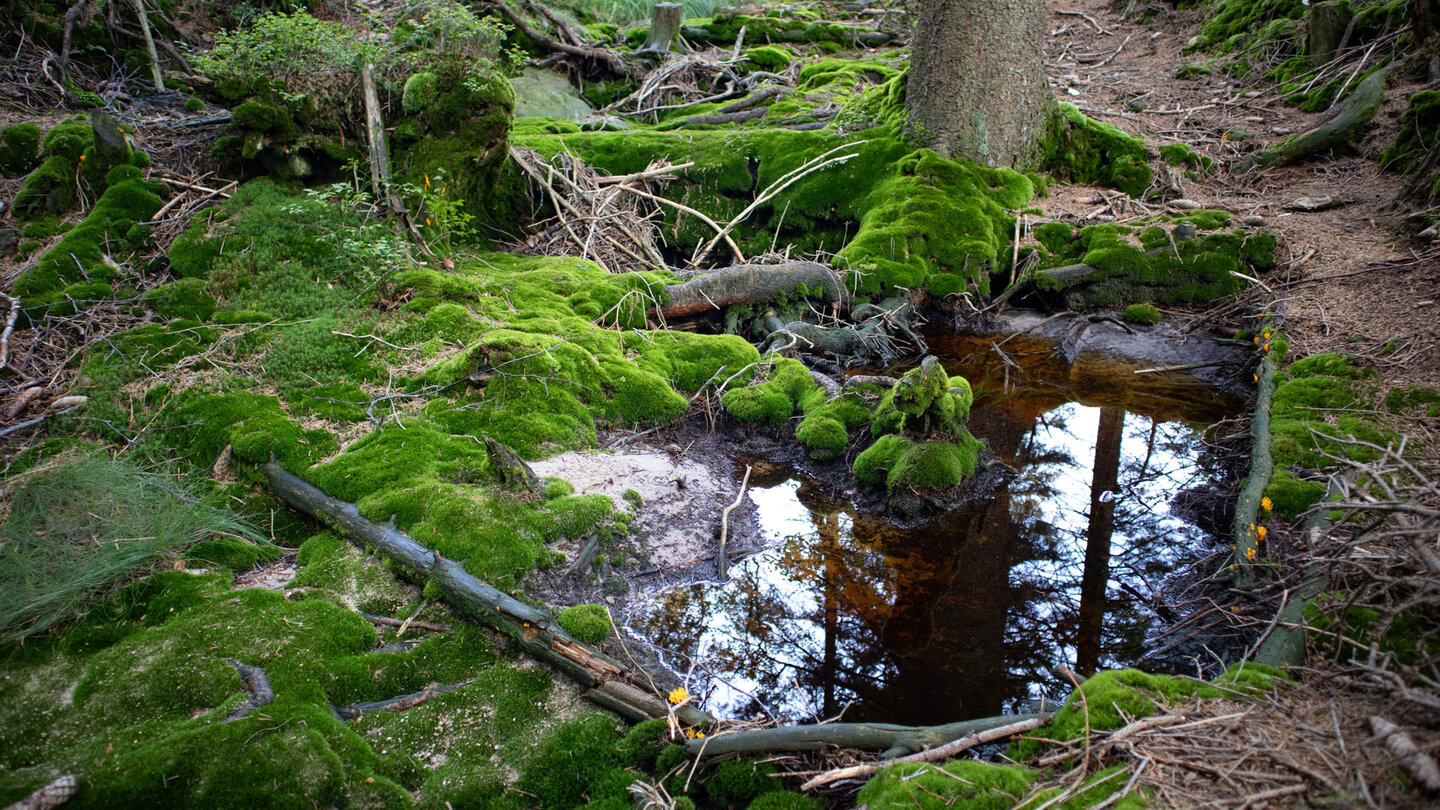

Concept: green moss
[[403, 71, 440, 114], [705, 760, 781, 808], [839, 149, 1032, 297], [1382, 90, 1440, 203], [742, 45, 794, 70], [558, 604, 611, 644], [722, 358, 825, 425], [1121, 303, 1161, 325], [185, 96, 206, 112], [41, 117, 93, 160], [747, 792, 823, 810], [141, 278, 217, 321], [1043, 104, 1153, 198], [516, 713, 627, 809], [12, 154, 79, 220], [1189, 0, 1305, 54], [0, 122, 42, 177], [859, 761, 1035, 810], [167, 391, 337, 471], [12, 165, 164, 314], [1158, 142, 1213, 171]]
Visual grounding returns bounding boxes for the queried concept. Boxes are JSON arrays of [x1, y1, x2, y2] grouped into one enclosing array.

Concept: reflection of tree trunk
[[819, 511, 840, 719], [1077, 407, 1125, 676]]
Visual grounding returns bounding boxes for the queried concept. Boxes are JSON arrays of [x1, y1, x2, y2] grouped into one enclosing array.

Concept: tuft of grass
[[0, 453, 267, 643]]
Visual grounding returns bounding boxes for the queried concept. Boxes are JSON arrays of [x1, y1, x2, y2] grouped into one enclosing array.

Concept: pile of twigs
[[1300, 437, 1440, 716], [508, 145, 706, 273], [1017, 683, 1420, 808]]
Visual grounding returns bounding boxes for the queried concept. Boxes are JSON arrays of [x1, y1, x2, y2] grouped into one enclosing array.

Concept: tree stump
[[1306, 1, 1352, 64], [638, 3, 687, 55]]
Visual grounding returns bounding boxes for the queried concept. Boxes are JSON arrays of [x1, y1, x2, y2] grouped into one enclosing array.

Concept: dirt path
[[1042, 0, 1439, 392]]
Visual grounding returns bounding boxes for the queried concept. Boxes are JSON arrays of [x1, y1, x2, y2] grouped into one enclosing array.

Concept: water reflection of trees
[[631, 396, 1216, 725]]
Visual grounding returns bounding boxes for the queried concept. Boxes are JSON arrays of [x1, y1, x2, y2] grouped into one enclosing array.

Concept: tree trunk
[[905, 0, 1056, 169], [1076, 406, 1124, 676], [1414, 0, 1438, 45]]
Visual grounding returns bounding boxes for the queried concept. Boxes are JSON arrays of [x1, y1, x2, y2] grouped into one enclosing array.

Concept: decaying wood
[[801, 715, 1048, 790], [685, 712, 1045, 757], [1370, 716, 1440, 792], [361, 64, 400, 219], [845, 374, 897, 389], [0, 295, 21, 369], [483, 435, 541, 494], [59, 0, 94, 71], [261, 460, 712, 727], [1235, 66, 1390, 172], [3, 775, 78, 810], [224, 658, 275, 721], [657, 262, 846, 320]]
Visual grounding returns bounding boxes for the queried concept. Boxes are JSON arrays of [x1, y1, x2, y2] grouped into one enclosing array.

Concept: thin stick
[[613, 183, 745, 263], [0, 295, 21, 369], [149, 179, 236, 221], [130, 0, 165, 91], [717, 464, 752, 579], [801, 716, 1046, 791]]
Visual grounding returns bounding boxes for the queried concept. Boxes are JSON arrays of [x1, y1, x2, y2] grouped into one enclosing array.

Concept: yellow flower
[[1257, 525, 1268, 540], [1245, 547, 1257, 561], [426, 218, 433, 226], [1263, 331, 1271, 340], [424, 174, 431, 188], [438, 187, 446, 195], [668, 687, 688, 705], [1261, 496, 1273, 512]]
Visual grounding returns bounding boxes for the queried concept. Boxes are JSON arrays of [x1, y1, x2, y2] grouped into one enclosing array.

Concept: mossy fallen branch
[[685, 713, 1044, 758], [1234, 65, 1391, 173], [261, 460, 711, 726], [657, 261, 845, 320], [1233, 347, 1277, 587]]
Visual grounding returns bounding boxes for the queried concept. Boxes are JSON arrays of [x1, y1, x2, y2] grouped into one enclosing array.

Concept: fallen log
[[657, 261, 846, 320], [1232, 345, 1276, 587], [800, 715, 1048, 791], [1234, 65, 1391, 173], [685, 712, 1044, 758], [261, 460, 711, 727]]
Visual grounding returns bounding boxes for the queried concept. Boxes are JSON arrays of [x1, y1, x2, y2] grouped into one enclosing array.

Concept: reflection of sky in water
[[626, 402, 1211, 724]]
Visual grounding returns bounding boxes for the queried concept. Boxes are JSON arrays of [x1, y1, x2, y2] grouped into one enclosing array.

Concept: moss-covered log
[[261, 460, 711, 726], [685, 713, 1044, 758], [1233, 349, 1277, 587], [658, 261, 845, 320], [1235, 66, 1391, 173]]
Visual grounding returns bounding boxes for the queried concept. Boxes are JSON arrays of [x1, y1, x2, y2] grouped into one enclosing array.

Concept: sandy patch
[[531, 446, 740, 569]]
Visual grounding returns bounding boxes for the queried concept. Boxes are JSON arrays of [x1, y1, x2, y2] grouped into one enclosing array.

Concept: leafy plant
[[193, 11, 378, 88]]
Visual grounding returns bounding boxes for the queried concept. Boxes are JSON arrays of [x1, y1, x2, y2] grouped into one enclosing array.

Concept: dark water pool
[[628, 331, 1243, 726]]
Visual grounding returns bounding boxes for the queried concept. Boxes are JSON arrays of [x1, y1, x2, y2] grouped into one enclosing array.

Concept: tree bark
[[906, 0, 1056, 169], [657, 261, 846, 320], [260, 460, 712, 727], [130, 0, 166, 92]]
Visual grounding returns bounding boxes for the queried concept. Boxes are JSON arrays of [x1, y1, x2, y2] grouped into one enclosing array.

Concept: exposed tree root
[[656, 261, 846, 320], [224, 658, 275, 721], [333, 682, 470, 720]]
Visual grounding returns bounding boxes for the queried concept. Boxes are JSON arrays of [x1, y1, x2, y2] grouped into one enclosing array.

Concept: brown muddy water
[[626, 321, 1251, 726]]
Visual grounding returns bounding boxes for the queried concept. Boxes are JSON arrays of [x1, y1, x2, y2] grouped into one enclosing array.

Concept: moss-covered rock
[[1042, 104, 1153, 198], [0, 122, 42, 177], [1381, 90, 1440, 203]]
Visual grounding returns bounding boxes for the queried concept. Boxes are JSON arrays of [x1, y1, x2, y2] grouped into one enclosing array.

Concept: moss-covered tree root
[[685, 713, 1044, 758], [261, 460, 712, 726], [224, 658, 275, 721], [1235, 66, 1391, 172], [659, 261, 846, 320]]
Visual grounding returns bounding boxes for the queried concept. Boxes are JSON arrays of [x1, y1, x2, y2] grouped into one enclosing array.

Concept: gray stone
[[509, 68, 594, 121]]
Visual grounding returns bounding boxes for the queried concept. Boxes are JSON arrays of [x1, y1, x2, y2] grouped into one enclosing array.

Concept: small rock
[[1271, 126, 1292, 135], [604, 596, 616, 605], [1242, 215, 1266, 226], [1419, 224, 1438, 241], [1282, 196, 1349, 212], [1173, 222, 1198, 241]]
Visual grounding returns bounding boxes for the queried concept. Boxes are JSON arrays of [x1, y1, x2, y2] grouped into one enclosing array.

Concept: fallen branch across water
[[685, 712, 1046, 758]]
